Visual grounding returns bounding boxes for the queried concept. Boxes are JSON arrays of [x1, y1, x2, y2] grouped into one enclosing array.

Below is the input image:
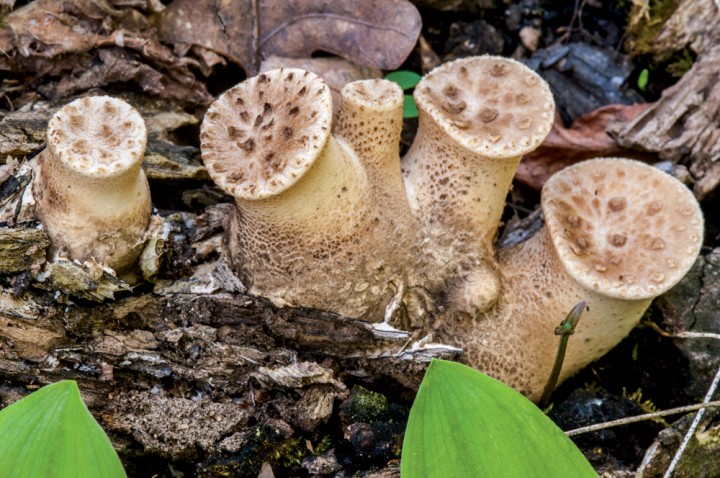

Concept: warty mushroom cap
[[34, 95, 152, 276], [200, 68, 333, 200], [47, 96, 147, 178], [542, 157, 704, 300], [413, 55, 554, 159]]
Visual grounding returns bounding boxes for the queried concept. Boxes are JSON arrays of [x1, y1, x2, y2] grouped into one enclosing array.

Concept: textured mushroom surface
[[402, 56, 555, 314], [47, 96, 146, 177], [200, 70, 423, 319], [413, 56, 554, 157], [34, 96, 151, 275], [199, 61, 704, 403], [434, 158, 704, 400], [542, 158, 704, 299], [201, 69, 333, 200]]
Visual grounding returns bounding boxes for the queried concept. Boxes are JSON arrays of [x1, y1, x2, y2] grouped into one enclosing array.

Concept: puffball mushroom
[[200, 69, 421, 319], [402, 56, 555, 314], [436, 158, 704, 401], [33, 96, 151, 274]]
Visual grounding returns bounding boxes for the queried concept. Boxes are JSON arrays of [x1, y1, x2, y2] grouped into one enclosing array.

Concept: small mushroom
[[438, 158, 704, 400], [33, 96, 151, 275], [402, 56, 555, 314], [200, 69, 421, 319]]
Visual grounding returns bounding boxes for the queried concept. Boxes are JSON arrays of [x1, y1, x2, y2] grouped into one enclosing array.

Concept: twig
[[663, 362, 720, 477], [565, 400, 720, 437], [647, 322, 720, 341]]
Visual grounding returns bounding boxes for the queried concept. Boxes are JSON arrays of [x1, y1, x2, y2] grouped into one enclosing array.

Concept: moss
[[624, 0, 681, 57], [197, 425, 337, 476], [345, 386, 390, 423]]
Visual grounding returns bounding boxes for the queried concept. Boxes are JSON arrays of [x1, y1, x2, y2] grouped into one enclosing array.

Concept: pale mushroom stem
[[201, 69, 422, 320], [479, 228, 651, 401], [225, 135, 379, 315], [33, 96, 151, 275], [402, 56, 555, 314], [404, 116, 522, 251], [335, 80, 409, 205]]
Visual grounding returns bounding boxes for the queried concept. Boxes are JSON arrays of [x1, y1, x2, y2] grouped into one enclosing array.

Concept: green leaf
[[401, 360, 595, 478], [403, 95, 419, 119], [637, 68, 649, 91], [0, 381, 126, 478], [384, 70, 422, 91]]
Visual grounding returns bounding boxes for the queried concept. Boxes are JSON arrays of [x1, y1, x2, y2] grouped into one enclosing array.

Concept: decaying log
[[0, 273, 453, 475], [608, 0, 720, 198]]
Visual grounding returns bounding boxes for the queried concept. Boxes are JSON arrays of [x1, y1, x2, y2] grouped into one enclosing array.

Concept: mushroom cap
[[542, 158, 704, 300], [414, 56, 554, 159], [47, 96, 147, 178], [200, 68, 333, 200], [340, 79, 404, 112]]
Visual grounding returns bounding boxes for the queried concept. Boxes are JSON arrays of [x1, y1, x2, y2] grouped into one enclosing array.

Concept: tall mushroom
[[402, 56, 555, 314], [33, 96, 151, 275], [434, 158, 704, 400], [200, 69, 421, 319]]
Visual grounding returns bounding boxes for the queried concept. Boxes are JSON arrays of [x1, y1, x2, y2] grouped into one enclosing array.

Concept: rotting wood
[[0, 279, 454, 473], [607, 0, 720, 198]]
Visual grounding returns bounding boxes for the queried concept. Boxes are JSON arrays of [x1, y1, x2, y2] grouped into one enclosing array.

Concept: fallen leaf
[[157, 0, 421, 75], [259, 56, 382, 113], [516, 103, 654, 190], [0, 0, 213, 104]]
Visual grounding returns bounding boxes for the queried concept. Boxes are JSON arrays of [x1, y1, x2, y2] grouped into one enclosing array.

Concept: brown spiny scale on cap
[[412, 55, 554, 158], [199, 71, 424, 320], [402, 55, 555, 315], [442, 157, 704, 401], [47, 96, 147, 178], [542, 158, 703, 300], [33, 96, 151, 277], [200, 68, 333, 201]]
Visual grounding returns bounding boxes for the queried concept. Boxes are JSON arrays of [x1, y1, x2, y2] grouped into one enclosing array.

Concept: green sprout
[[637, 68, 649, 91]]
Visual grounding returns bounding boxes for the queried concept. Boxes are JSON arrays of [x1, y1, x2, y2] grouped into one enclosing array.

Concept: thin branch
[[647, 322, 720, 341], [565, 400, 720, 437], [663, 363, 720, 478]]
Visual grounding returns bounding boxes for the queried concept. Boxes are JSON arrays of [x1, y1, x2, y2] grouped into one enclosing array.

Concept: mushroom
[[33, 96, 151, 275], [402, 56, 555, 314], [200, 69, 421, 319], [434, 158, 704, 401]]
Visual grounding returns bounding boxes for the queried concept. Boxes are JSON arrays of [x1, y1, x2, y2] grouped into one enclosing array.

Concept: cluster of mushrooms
[[31, 56, 703, 401]]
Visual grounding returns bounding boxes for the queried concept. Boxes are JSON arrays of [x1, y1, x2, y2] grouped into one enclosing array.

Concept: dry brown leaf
[[259, 56, 382, 113], [157, 0, 422, 75], [516, 103, 653, 190], [0, 0, 212, 104]]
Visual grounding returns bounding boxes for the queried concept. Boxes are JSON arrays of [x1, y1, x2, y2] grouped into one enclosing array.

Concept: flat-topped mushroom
[[402, 56, 555, 314], [436, 158, 704, 400], [33, 96, 151, 275], [200, 69, 421, 319]]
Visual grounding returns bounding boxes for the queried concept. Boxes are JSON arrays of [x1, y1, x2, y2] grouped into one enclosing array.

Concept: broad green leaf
[[403, 95, 419, 119], [0, 381, 126, 478], [384, 70, 422, 90], [401, 360, 595, 478]]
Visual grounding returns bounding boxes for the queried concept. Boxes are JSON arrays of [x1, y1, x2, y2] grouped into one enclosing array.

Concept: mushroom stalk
[[435, 158, 703, 401], [402, 56, 555, 314], [201, 69, 421, 319], [465, 227, 652, 401], [33, 96, 151, 275]]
